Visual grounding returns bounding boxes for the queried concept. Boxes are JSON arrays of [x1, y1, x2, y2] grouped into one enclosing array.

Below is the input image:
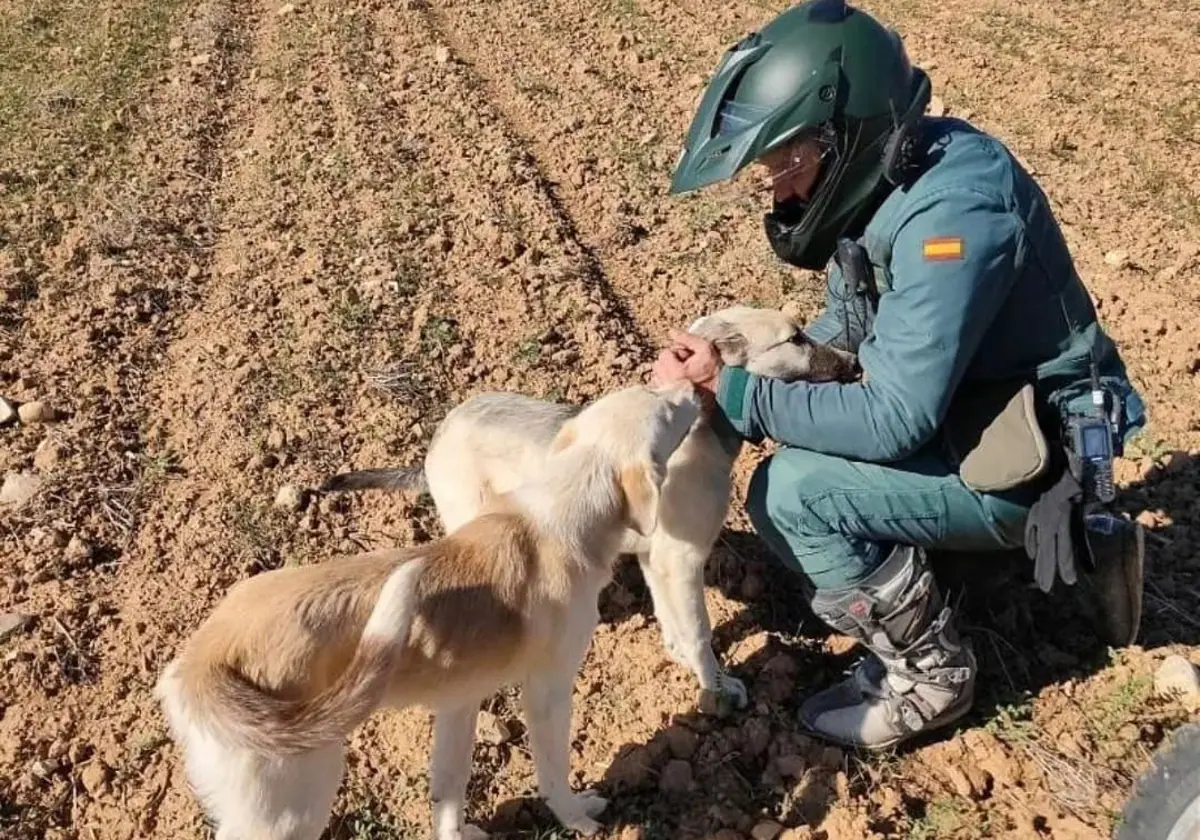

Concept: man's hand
[[651, 329, 723, 410]]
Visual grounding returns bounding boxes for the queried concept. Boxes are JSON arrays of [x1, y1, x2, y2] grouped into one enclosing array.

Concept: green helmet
[[669, 0, 931, 270]]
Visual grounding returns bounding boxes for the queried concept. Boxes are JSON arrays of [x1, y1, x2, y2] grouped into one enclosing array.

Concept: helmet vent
[[807, 0, 850, 23]]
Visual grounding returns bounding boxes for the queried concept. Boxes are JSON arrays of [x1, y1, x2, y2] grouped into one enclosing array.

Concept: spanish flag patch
[[922, 237, 964, 261]]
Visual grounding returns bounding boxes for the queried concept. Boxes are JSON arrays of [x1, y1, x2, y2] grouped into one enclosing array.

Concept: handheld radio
[[1067, 354, 1118, 504]]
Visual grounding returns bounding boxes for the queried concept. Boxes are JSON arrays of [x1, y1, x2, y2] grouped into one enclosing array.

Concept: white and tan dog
[[322, 306, 859, 711], [155, 382, 702, 840]]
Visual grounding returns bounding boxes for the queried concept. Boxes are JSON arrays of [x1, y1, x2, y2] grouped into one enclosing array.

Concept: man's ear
[[619, 460, 662, 537]]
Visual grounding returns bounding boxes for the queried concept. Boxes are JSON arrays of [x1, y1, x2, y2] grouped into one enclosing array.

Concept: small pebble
[[0, 612, 34, 643], [274, 484, 307, 512], [476, 711, 512, 745], [30, 759, 60, 780], [1155, 655, 1200, 703], [752, 821, 784, 840], [79, 760, 111, 796], [1104, 250, 1131, 269], [17, 401, 56, 424], [1, 471, 41, 507], [0, 397, 16, 426]]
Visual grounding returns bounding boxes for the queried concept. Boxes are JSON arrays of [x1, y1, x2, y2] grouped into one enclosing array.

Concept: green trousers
[[745, 443, 1037, 590]]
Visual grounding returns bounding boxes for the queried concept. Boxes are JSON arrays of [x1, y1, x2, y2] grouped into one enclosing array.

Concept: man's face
[[757, 135, 828, 204]]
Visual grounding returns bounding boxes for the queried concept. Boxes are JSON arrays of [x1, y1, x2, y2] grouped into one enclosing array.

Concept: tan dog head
[[688, 305, 859, 383], [549, 381, 700, 536]]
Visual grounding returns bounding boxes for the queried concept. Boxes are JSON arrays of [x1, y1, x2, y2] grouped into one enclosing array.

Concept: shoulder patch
[[922, 237, 964, 261]]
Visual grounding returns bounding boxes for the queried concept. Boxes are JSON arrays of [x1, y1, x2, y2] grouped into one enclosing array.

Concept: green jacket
[[717, 117, 1147, 462]]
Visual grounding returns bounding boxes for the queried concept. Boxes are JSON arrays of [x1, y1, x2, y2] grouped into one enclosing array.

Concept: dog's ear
[[619, 461, 662, 537], [548, 422, 577, 454], [689, 316, 749, 366]]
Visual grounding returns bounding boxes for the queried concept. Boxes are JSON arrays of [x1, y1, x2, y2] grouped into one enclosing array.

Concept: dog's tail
[[319, 466, 428, 495], [158, 559, 425, 756]]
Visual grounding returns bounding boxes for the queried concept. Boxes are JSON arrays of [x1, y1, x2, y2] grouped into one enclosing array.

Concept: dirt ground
[[1, 0, 1198, 837]]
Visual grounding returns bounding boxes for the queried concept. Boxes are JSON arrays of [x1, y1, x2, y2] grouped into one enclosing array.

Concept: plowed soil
[[2, 0, 1198, 838]]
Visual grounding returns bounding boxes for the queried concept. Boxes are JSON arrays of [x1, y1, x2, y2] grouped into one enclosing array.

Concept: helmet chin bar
[[762, 120, 857, 270]]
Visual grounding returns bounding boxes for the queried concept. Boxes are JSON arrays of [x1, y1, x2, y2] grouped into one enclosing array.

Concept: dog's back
[[425, 393, 582, 531]]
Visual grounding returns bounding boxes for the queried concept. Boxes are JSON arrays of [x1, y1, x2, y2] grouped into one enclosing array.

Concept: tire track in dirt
[[0, 2, 255, 837]]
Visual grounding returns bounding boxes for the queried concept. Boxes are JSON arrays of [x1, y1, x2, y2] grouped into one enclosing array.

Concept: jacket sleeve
[[716, 188, 1023, 462]]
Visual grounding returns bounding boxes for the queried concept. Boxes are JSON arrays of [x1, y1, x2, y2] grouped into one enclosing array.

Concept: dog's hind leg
[[429, 704, 489, 840], [211, 745, 345, 840], [523, 604, 608, 836], [648, 535, 748, 711]]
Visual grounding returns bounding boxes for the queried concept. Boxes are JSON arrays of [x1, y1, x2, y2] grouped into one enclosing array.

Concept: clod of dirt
[[606, 743, 654, 788], [751, 821, 784, 840], [189, 53, 211, 68], [1154, 655, 1200, 704], [0, 397, 16, 426], [274, 485, 307, 512], [434, 45, 452, 65], [779, 830, 814, 840], [33, 439, 65, 472], [0, 613, 34, 643], [658, 759, 693, 794], [265, 428, 287, 450], [17, 401, 57, 424], [775, 753, 806, 779], [64, 536, 94, 566], [476, 711, 512, 745], [1, 471, 41, 508], [277, 3, 296, 15], [30, 759, 61, 780], [928, 95, 948, 116], [663, 725, 699, 760], [79, 760, 112, 797]]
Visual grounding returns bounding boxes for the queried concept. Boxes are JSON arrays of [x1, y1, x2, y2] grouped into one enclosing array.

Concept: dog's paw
[[574, 789, 609, 818], [549, 790, 608, 836], [719, 672, 749, 709]]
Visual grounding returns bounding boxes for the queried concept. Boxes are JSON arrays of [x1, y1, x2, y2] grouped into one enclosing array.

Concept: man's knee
[[746, 447, 840, 536]]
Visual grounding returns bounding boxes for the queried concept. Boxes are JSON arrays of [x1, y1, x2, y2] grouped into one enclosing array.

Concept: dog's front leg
[[651, 535, 748, 711], [636, 551, 690, 668], [430, 704, 488, 840]]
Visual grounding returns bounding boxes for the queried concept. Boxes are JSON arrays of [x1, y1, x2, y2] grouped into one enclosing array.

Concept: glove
[[1023, 453, 1084, 593]]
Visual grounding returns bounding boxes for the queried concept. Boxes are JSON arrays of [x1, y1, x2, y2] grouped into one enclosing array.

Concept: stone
[[1104, 250, 1131, 269], [0, 397, 16, 426], [1, 471, 41, 507], [274, 485, 307, 512], [752, 821, 784, 840], [1155, 655, 1200, 703], [0, 613, 34, 643], [476, 711, 512, 745], [17, 401, 56, 424], [79, 760, 112, 796]]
